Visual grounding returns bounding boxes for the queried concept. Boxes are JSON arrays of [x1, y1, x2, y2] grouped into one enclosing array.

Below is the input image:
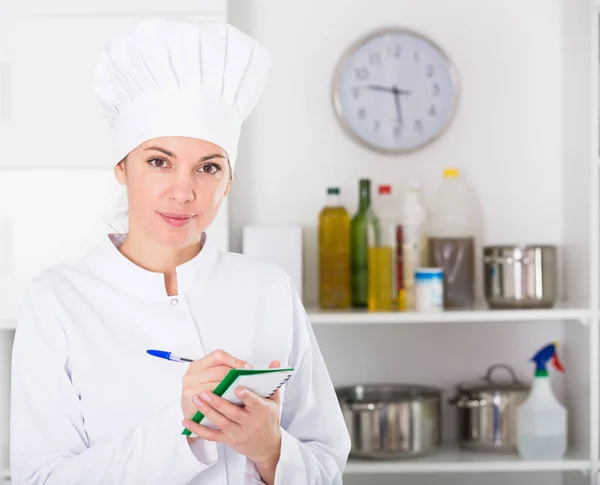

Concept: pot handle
[[448, 396, 488, 408], [483, 364, 520, 384]]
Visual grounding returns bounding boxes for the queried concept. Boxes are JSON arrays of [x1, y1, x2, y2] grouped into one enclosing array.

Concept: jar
[[415, 268, 443, 312]]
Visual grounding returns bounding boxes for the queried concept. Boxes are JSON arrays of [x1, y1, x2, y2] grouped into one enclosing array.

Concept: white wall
[[228, 0, 564, 309]]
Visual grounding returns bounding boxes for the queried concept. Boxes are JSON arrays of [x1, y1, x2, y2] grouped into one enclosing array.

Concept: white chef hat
[[91, 18, 271, 171]]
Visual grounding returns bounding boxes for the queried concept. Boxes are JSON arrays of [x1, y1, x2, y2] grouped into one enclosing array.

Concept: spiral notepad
[[182, 367, 294, 435]]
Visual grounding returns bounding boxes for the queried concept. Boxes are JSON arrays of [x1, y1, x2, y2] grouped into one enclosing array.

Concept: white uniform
[[10, 233, 351, 484]]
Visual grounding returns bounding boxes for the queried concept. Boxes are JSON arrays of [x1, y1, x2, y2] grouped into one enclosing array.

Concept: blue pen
[[147, 349, 194, 363]]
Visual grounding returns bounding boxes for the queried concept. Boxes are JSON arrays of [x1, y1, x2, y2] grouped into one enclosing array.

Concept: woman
[[9, 18, 351, 485]]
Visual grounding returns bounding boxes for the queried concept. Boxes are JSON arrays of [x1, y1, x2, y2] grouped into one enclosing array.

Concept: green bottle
[[351, 179, 378, 307]]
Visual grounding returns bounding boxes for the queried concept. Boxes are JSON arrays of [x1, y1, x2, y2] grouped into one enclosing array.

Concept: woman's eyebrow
[[199, 154, 228, 162], [144, 146, 176, 158]]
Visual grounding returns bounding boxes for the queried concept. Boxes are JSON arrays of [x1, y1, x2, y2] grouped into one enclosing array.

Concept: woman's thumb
[[269, 359, 281, 369]]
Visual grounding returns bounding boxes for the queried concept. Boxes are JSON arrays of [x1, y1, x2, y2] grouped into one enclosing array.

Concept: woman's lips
[[159, 212, 195, 228]]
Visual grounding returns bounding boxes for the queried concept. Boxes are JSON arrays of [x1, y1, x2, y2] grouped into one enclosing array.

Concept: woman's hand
[[181, 349, 253, 421], [183, 360, 283, 483]]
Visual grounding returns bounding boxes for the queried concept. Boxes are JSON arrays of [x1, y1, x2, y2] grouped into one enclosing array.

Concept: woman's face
[[114, 136, 231, 247]]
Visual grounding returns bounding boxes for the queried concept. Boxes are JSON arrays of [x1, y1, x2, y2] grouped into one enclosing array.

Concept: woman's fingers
[[192, 393, 241, 432], [182, 365, 231, 387], [182, 418, 224, 443], [197, 392, 247, 424], [189, 349, 252, 373]]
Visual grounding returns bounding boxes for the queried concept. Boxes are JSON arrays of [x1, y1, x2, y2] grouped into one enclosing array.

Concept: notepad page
[[200, 370, 293, 429]]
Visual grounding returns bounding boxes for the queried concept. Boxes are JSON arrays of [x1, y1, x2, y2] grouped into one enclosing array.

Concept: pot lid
[[335, 383, 442, 403], [456, 364, 530, 393]]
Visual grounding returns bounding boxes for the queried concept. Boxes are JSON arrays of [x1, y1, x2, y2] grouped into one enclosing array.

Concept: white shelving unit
[[307, 305, 591, 325], [311, 3, 600, 484], [344, 448, 590, 474]]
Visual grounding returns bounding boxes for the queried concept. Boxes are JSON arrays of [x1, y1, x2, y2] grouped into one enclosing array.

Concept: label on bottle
[[396, 226, 404, 309]]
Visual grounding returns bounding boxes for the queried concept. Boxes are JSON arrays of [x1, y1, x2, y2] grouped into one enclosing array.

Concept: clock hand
[[392, 85, 411, 96], [393, 90, 403, 125], [366, 84, 395, 94]]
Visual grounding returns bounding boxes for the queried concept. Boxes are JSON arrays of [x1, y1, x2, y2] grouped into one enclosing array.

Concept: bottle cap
[[531, 341, 565, 377], [378, 185, 391, 195], [443, 168, 459, 178], [327, 187, 340, 195]]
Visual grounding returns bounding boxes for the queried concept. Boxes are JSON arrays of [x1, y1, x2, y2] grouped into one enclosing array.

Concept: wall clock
[[333, 27, 459, 154]]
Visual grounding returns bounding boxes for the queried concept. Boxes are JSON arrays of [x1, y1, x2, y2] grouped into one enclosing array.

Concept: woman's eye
[[200, 163, 220, 174], [148, 158, 167, 168]]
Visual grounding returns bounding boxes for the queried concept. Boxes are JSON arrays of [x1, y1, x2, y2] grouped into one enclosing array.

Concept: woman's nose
[[169, 175, 196, 203]]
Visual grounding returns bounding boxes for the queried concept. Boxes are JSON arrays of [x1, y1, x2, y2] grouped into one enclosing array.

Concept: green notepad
[[182, 367, 294, 436]]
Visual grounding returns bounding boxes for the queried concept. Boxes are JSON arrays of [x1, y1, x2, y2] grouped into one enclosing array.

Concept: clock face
[[333, 28, 458, 153]]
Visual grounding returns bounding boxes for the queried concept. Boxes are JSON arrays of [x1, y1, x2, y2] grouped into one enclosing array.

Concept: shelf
[[307, 303, 590, 325], [0, 320, 15, 331], [344, 448, 590, 474], [0, 304, 586, 332]]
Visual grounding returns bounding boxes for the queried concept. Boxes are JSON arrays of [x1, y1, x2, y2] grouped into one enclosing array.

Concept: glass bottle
[[351, 179, 378, 307], [368, 184, 395, 311], [318, 187, 351, 309]]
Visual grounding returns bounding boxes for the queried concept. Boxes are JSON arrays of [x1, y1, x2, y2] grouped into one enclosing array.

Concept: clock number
[[358, 108, 366, 120], [414, 50, 420, 62], [426, 64, 434, 77], [355, 67, 369, 80], [414, 119, 423, 133], [387, 44, 402, 58], [373, 120, 381, 132], [351, 87, 361, 98], [433, 83, 440, 96], [369, 52, 381, 65], [393, 125, 402, 138], [429, 105, 437, 117]]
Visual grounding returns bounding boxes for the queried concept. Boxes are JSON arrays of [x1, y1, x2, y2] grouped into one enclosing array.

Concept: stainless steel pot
[[448, 364, 530, 452], [483, 244, 557, 309], [336, 384, 442, 459]]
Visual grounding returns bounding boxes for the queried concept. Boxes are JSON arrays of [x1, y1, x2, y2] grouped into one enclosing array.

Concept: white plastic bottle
[[399, 179, 426, 310], [516, 342, 567, 460], [427, 168, 480, 308]]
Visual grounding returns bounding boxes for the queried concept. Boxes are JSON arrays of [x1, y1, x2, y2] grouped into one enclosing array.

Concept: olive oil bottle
[[318, 187, 351, 309]]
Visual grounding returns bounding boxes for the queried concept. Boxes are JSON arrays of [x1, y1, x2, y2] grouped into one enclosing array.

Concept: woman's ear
[[224, 160, 233, 196], [223, 178, 232, 197], [114, 158, 127, 185]]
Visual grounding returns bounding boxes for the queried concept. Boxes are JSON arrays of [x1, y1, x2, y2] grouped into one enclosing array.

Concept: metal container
[[483, 244, 557, 309], [448, 364, 530, 452], [336, 383, 442, 459]]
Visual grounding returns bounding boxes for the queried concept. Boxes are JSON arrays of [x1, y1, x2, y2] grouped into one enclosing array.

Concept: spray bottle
[[516, 342, 567, 460]]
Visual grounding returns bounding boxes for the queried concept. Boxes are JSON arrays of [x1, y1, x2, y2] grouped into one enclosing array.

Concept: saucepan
[[483, 244, 557, 309], [336, 383, 442, 459]]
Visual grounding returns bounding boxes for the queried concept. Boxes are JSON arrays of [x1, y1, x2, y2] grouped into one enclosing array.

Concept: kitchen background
[[0, 0, 598, 484]]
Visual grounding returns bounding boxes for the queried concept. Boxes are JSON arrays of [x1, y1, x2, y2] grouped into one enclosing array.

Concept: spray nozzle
[[531, 341, 565, 377]]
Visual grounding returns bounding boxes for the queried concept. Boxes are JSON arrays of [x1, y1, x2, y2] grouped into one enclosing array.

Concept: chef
[[9, 18, 351, 485]]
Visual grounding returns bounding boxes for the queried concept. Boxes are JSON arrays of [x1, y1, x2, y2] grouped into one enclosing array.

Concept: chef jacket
[[10, 232, 351, 484]]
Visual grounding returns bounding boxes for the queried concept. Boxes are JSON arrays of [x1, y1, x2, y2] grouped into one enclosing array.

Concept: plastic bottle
[[351, 179, 378, 308], [427, 168, 479, 309], [318, 187, 351, 309], [368, 185, 397, 311], [516, 342, 567, 460], [399, 179, 427, 310]]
